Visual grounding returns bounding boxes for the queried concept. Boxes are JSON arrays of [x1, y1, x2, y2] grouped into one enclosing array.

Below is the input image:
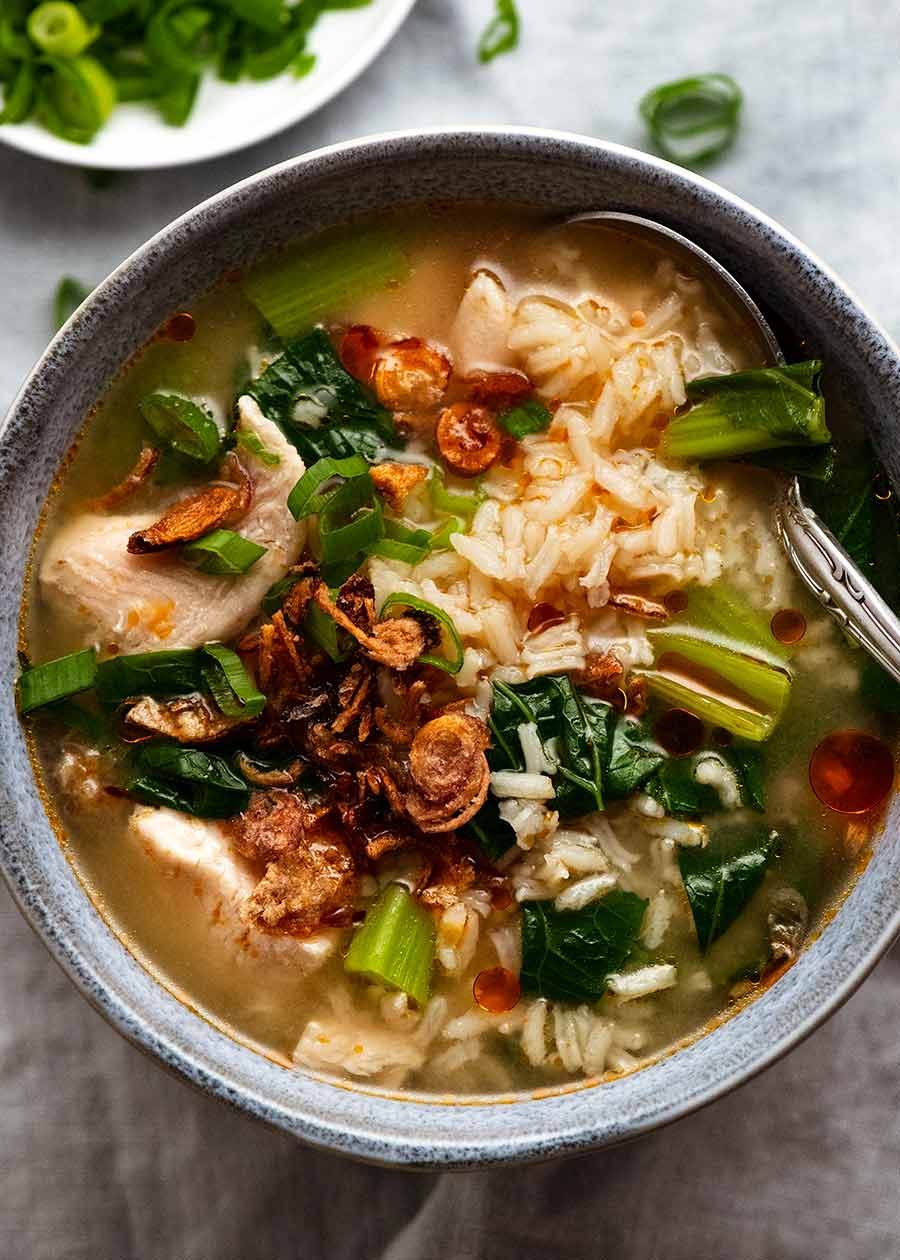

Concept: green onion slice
[[36, 55, 116, 144], [303, 599, 350, 663], [53, 275, 90, 330], [95, 649, 202, 705], [138, 393, 221, 465], [146, 1, 214, 75], [236, 429, 280, 467], [287, 454, 368, 520], [428, 467, 483, 521], [345, 883, 435, 1007], [477, 0, 520, 64], [366, 517, 431, 565], [639, 74, 742, 167], [183, 529, 267, 575], [128, 744, 250, 819], [17, 648, 97, 714], [427, 515, 465, 552], [379, 592, 464, 675], [0, 60, 36, 124], [499, 398, 551, 438], [27, 3, 97, 56], [200, 643, 266, 719], [318, 474, 383, 565]]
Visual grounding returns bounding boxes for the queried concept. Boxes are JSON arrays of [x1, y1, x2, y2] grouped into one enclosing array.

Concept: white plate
[[0, 0, 417, 170]]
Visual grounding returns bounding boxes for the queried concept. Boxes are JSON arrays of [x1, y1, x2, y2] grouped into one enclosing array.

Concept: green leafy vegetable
[[647, 747, 764, 819], [317, 470, 382, 567], [429, 466, 483, 521], [139, 392, 221, 465], [498, 399, 551, 439], [52, 275, 90, 329], [345, 883, 435, 1007], [17, 648, 97, 714], [128, 743, 250, 818], [366, 517, 432, 564], [287, 453, 368, 520], [95, 648, 202, 705], [27, 3, 96, 56], [200, 643, 266, 719], [678, 822, 780, 950], [183, 529, 267, 575], [477, 0, 519, 64], [520, 891, 648, 1002], [243, 229, 410, 340], [639, 73, 742, 167], [464, 795, 517, 862], [247, 327, 400, 465], [661, 362, 830, 462]]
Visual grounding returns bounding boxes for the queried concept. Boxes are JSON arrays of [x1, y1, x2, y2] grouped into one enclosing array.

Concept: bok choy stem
[[344, 883, 435, 1007]]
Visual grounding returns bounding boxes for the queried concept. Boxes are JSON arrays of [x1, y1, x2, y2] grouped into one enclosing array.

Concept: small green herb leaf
[[139, 393, 221, 465], [678, 822, 779, 951], [520, 891, 648, 1002], [53, 275, 90, 330], [499, 399, 551, 439]]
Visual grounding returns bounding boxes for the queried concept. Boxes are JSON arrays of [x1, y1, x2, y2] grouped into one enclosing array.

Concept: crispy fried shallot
[[573, 651, 648, 716], [235, 788, 326, 864], [312, 581, 433, 670], [242, 818, 357, 936], [435, 402, 502, 477], [234, 752, 306, 788], [333, 660, 373, 736], [405, 712, 491, 833], [420, 842, 477, 908], [90, 446, 159, 512], [607, 591, 670, 621], [370, 462, 429, 512], [127, 454, 252, 554], [122, 693, 248, 743], [372, 337, 452, 411], [464, 369, 534, 407]]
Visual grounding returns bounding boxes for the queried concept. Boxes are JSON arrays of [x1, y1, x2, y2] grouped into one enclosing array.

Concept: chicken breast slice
[[450, 270, 518, 375], [40, 397, 305, 653], [129, 805, 338, 969]]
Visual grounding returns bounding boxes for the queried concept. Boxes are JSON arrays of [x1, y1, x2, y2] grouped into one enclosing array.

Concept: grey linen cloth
[[2, 2, 900, 1256]]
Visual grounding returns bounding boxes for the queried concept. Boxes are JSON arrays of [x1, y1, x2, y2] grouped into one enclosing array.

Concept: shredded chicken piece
[[372, 337, 452, 411], [89, 446, 159, 512], [123, 693, 250, 743], [312, 582, 432, 670], [406, 713, 491, 833], [370, 462, 429, 512], [464, 370, 534, 407], [607, 592, 670, 621], [242, 819, 357, 936], [435, 402, 502, 477], [127, 454, 252, 554]]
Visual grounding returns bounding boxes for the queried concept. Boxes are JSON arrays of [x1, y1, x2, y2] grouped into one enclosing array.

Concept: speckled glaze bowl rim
[[2, 127, 899, 1169]]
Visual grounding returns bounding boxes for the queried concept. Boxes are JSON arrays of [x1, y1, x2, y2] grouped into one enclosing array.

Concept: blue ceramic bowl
[[2, 129, 898, 1168]]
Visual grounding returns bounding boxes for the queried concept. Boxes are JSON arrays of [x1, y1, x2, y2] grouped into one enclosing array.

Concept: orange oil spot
[[771, 608, 807, 645], [473, 966, 521, 1014], [163, 312, 195, 342], [654, 707, 704, 757], [809, 730, 895, 814]]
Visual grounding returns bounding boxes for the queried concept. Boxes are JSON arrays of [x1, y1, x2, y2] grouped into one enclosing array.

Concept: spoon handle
[[776, 477, 900, 684]]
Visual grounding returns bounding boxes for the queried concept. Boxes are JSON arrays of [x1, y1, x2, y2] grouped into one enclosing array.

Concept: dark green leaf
[[678, 822, 779, 951], [520, 891, 648, 1002], [53, 275, 91, 330], [646, 747, 765, 819], [139, 392, 221, 465], [604, 714, 665, 799], [464, 794, 517, 862], [128, 743, 250, 818], [95, 649, 202, 705], [499, 399, 551, 439]]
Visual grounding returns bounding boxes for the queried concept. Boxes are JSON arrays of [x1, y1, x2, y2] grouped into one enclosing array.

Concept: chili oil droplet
[[163, 312, 195, 342], [527, 602, 566, 635], [473, 966, 521, 1014], [809, 730, 895, 814], [771, 608, 807, 645], [663, 589, 689, 616], [654, 707, 704, 757]]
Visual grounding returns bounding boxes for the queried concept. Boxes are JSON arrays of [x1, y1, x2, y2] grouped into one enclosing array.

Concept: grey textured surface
[[2, 0, 900, 1255]]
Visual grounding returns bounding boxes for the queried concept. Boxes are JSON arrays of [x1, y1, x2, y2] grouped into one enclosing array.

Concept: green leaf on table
[[53, 276, 91, 330], [477, 0, 519, 63], [520, 891, 648, 1002]]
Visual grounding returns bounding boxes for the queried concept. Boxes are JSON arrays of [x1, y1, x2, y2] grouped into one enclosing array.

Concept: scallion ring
[[183, 529, 267, 575], [318, 473, 383, 565], [639, 74, 742, 167], [428, 466, 483, 521], [200, 643, 266, 719], [287, 454, 369, 520], [36, 55, 116, 144], [17, 648, 97, 714], [27, 3, 97, 57], [379, 593, 464, 675]]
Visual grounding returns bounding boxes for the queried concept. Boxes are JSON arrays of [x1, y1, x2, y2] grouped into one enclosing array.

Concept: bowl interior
[[1, 130, 898, 1168]]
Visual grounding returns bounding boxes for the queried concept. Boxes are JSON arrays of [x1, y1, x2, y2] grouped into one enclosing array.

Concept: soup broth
[[23, 206, 896, 1095]]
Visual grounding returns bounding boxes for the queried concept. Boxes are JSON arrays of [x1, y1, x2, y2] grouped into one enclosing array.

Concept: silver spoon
[[564, 210, 900, 685]]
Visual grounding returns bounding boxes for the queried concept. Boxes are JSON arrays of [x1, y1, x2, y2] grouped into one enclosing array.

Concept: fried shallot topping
[[242, 818, 357, 937], [606, 591, 670, 621], [373, 337, 452, 411], [312, 581, 435, 671], [127, 453, 253, 554], [464, 369, 534, 408], [369, 462, 429, 512], [419, 840, 478, 907], [573, 651, 648, 716], [234, 752, 306, 788], [89, 446, 159, 512], [405, 712, 491, 833], [435, 402, 503, 477], [122, 693, 251, 744], [235, 788, 315, 863]]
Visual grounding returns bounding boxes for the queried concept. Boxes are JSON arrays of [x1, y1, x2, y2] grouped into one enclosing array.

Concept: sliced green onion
[[17, 648, 97, 714], [36, 55, 116, 144], [292, 51, 315, 78], [428, 466, 483, 521], [345, 883, 435, 1007], [261, 572, 300, 616], [639, 74, 742, 167], [428, 514, 465, 552], [499, 398, 551, 439], [138, 392, 221, 464], [236, 428, 280, 467], [477, 0, 520, 64], [95, 649, 202, 705], [27, 3, 97, 56], [318, 474, 383, 565], [287, 454, 368, 520], [379, 592, 464, 675], [52, 275, 90, 330], [157, 71, 199, 126], [183, 529, 267, 575], [146, 2, 214, 75], [366, 518, 431, 564], [641, 628, 793, 742], [244, 22, 308, 80], [128, 744, 250, 819], [303, 599, 350, 663], [221, 0, 285, 33], [243, 229, 411, 340], [200, 643, 266, 719], [0, 60, 36, 124]]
